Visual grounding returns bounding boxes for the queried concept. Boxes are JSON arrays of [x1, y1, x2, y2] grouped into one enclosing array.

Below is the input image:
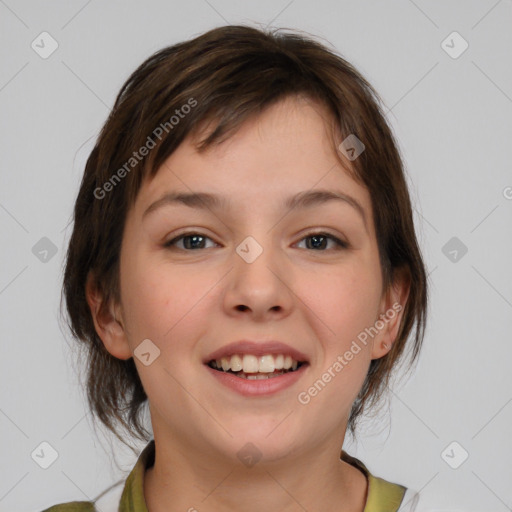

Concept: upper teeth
[[212, 354, 299, 373]]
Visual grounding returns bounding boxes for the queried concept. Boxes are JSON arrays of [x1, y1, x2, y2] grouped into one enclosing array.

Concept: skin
[[87, 95, 409, 512]]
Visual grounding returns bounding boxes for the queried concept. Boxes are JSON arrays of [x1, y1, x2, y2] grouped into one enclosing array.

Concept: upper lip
[[204, 340, 309, 364]]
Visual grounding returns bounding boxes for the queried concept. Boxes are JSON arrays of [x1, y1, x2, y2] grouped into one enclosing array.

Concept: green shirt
[[42, 440, 418, 511]]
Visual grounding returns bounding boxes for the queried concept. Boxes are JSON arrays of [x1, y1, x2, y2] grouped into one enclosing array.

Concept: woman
[[49, 24, 428, 512]]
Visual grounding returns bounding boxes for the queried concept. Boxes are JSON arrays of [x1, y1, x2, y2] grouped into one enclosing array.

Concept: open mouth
[[207, 354, 307, 380]]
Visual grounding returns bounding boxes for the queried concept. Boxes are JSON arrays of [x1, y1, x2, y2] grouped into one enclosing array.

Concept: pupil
[[308, 235, 326, 249], [185, 235, 204, 249]]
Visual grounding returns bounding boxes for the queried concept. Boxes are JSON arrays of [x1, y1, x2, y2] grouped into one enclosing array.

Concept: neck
[[144, 432, 368, 512]]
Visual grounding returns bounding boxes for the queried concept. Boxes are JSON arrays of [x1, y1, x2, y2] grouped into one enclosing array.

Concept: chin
[[214, 416, 304, 462]]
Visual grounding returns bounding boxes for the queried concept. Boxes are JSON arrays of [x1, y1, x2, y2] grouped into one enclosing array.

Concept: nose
[[222, 237, 294, 322]]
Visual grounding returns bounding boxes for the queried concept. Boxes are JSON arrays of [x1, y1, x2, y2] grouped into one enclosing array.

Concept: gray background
[[1, 1, 511, 511]]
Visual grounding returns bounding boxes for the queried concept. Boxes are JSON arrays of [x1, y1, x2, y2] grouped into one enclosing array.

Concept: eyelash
[[163, 231, 349, 251]]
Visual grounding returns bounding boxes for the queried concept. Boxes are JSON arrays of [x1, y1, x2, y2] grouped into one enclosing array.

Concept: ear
[[370, 267, 410, 360], [85, 271, 132, 360]]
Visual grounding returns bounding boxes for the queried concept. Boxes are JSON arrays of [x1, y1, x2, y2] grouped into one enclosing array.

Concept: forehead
[[133, 96, 372, 224]]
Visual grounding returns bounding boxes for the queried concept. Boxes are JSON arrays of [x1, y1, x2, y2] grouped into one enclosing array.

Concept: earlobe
[[85, 271, 132, 360], [371, 268, 411, 360]]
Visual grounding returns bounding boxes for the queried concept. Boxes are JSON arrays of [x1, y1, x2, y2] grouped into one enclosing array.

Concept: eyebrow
[[142, 188, 367, 229]]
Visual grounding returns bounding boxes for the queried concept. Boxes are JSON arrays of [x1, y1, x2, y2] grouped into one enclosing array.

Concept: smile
[[208, 353, 305, 380], [206, 353, 309, 395]]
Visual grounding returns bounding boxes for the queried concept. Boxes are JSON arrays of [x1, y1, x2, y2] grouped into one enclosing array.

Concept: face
[[92, 96, 406, 464]]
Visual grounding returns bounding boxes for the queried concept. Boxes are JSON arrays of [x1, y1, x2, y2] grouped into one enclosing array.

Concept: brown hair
[[62, 24, 428, 445]]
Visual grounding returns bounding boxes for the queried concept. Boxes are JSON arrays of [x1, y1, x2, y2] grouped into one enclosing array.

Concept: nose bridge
[[234, 233, 280, 290], [225, 233, 292, 317]]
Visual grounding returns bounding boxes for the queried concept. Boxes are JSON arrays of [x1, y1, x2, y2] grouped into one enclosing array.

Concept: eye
[[164, 232, 218, 250], [296, 232, 348, 251], [163, 231, 348, 251]]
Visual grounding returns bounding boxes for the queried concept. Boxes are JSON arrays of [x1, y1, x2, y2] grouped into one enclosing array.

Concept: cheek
[[120, 252, 214, 349], [295, 266, 379, 414], [305, 260, 382, 341]]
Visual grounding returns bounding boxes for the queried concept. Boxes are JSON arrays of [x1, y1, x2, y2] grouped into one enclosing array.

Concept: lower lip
[[205, 364, 308, 396]]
